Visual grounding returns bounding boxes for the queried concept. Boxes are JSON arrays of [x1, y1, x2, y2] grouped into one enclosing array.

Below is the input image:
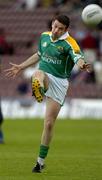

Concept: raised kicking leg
[[31, 70, 49, 102]]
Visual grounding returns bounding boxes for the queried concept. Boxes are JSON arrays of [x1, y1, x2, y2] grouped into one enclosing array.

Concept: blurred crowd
[[13, 0, 102, 10], [11, 0, 102, 86], [0, 0, 102, 97]]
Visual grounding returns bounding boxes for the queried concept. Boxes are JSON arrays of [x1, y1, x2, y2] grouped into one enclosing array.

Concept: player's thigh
[[32, 70, 45, 78]]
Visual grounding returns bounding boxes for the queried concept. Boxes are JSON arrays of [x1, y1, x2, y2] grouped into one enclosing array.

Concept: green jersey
[[38, 31, 84, 79]]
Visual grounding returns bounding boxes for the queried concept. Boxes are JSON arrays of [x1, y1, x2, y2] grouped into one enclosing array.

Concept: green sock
[[39, 144, 49, 159]]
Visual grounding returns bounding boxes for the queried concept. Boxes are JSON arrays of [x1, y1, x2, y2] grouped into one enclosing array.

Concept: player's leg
[[0, 104, 4, 144], [32, 97, 61, 173], [41, 97, 61, 146], [31, 70, 49, 102]]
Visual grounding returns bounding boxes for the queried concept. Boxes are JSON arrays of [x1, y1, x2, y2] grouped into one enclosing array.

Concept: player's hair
[[55, 15, 70, 28]]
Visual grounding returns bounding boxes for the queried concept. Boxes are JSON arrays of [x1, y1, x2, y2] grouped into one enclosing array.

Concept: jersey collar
[[50, 31, 69, 42], [59, 31, 69, 40]]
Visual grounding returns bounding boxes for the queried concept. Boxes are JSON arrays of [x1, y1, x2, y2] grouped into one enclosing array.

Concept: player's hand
[[80, 63, 92, 73], [5, 62, 22, 78]]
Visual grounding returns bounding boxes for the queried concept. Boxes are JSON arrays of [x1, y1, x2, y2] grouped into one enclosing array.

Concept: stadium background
[[0, 0, 102, 119], [0, 1, 102, 180]]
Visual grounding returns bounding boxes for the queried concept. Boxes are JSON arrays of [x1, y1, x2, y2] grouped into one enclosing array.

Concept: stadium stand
[[0, 0, 102, 99]]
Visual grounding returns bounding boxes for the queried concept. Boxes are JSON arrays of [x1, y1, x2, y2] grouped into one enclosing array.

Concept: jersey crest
[[42, 42, 47, 47]]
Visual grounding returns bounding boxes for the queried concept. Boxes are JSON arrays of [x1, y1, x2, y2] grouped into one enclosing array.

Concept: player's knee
[[45, 120, 54, 131], [32, 70, 44, 78]]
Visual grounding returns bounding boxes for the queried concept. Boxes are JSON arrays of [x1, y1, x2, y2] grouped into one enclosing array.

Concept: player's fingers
[[9, 62, 19, 68], [5, 65, 18, 72], [5, 71, 13, 76], [86, 65, 91, 69], [5, 73, 12, 77], [9, 62, 16, 66], [86, 67, 92, 72], [85, 64, 92, 72], [86, 63, 91, 66], [4, 68, 13, 72]]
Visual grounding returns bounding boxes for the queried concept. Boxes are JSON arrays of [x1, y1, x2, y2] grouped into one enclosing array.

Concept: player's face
[[51, 20, 68, 40]]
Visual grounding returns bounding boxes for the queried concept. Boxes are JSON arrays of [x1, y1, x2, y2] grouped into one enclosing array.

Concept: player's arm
[[5, 52, 39, 78], [19, 53, 39, 70], [76, 58, 91, 72]]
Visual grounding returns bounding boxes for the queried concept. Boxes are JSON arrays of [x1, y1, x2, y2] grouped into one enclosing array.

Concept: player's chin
[[52, 33, 59, 38], [53, 34, 57, 38]]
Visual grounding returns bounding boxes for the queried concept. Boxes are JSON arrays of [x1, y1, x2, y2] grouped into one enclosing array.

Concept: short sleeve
[[66, 36, 85, 63], [69, 47, 85, 64]]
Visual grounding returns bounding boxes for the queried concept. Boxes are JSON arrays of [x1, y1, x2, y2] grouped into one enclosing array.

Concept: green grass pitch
[[0, 119, 102, 180]]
